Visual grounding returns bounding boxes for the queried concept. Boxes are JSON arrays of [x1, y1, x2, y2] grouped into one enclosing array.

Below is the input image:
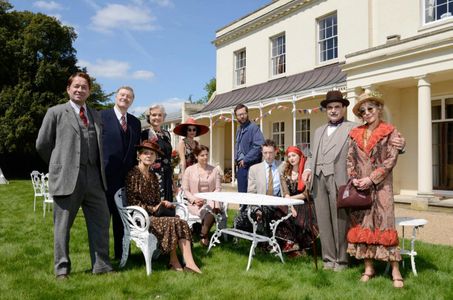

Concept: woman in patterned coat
[[346, 92, 403, 288], [126, 140, 201, 273]]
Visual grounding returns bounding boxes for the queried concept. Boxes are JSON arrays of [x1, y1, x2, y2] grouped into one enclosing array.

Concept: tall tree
[[0, 1, 111, 155]]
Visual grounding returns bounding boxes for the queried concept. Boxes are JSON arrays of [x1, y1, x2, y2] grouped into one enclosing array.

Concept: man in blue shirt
[[234, 104, 265, 193]]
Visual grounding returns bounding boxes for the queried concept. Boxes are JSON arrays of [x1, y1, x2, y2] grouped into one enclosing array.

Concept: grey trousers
[[53, 164, 113, 276], [313, 173, 349, 266]]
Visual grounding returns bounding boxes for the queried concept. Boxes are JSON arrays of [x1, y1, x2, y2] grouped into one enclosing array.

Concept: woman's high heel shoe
[[199, 234, 210, 247], [168, 263, 183, 272], [184, 266, 202, 274]]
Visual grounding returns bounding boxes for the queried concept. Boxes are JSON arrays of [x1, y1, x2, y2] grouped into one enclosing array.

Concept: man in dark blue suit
[[101, 86, 141, 260]]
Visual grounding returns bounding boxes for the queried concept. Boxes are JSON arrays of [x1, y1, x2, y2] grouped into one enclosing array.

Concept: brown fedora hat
[[352, 91, 384, 117], [136, 140, 164, 156], [320, 90, 350, 108], [173, 117, 209, 137]]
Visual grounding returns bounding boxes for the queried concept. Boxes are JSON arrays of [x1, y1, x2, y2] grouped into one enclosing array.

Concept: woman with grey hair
[[141, 104, 174, 202]]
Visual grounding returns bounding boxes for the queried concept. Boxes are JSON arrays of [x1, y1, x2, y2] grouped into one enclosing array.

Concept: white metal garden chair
[[41, 173, 54, 217], [114, 188, 187, 275], [30, 170, 44, 211], [175, 189, 228, 232], [175, 189, 202, 229]]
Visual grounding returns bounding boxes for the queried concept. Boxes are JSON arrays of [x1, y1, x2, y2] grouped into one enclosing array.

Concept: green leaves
[[195, 77, 216, 104], [0, 3, 111, 156]]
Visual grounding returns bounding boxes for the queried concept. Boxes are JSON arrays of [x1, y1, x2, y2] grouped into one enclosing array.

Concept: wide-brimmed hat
[[136, 140, 163, 156], [173, 117, 209, 137], [320, 90, 350, 108], [352, 91, 385, 117]]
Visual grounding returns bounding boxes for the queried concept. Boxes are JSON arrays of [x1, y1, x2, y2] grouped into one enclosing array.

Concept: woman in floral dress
[[173, 117, 209, 175], [126, 140, 201, 273]]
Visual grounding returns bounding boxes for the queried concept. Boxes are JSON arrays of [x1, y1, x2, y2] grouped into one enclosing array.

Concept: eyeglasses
[[187, 128, 197, 132], [358, 106, 376, 116]]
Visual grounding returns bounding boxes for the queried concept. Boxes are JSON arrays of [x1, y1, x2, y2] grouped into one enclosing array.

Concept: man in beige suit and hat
[[304, 90, 404, 271]]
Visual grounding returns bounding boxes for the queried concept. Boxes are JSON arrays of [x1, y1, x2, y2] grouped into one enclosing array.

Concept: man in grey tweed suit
[[36, 72, 113, 279], [305, 91, 355, 271]]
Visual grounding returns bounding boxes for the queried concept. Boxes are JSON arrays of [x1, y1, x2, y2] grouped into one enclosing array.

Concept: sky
[[9, 0, 271, 116]]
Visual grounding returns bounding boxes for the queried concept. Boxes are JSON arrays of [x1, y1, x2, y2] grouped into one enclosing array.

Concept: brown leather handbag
[[337, 179, 372, 210]]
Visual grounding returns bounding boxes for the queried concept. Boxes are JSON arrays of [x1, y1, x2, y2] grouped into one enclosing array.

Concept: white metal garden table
[[195, 192, 304, 271], [396, 217, 428, 276]]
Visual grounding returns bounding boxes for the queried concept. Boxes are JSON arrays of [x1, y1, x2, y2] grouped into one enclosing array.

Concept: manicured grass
[[1, 180, 453, 299]]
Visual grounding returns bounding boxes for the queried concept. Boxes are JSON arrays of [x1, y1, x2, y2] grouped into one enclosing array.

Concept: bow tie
[[328, 118, 344, 127]]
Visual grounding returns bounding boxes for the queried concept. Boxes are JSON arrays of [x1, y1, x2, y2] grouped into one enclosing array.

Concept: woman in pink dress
[[182, 145, 223, 247], [346, 92, 404, 288]]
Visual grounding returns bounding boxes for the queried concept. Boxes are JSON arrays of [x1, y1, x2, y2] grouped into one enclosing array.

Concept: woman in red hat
[[126, 140, 202, 273], [173, 117, 209, 176], [275, 146, 318, 257]]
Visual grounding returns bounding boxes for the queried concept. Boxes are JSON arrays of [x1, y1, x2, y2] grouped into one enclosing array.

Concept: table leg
[[410, 226, 418, 276], [207, 212, 223, 253], [246, 241, 258, 271], [244, 207, 259, 269], [402, 225, 406, 269], [268, 206, 293, 264]]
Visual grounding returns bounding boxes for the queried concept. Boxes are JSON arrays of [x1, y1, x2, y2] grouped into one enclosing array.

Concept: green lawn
[[1, 180, 452, 299]]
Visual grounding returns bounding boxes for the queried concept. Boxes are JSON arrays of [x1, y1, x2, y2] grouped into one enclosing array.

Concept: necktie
[[267, 165, 273, 196], [79, 106, 88, 127], [328, 117, 344, 127], [121, 115, 127, 132]]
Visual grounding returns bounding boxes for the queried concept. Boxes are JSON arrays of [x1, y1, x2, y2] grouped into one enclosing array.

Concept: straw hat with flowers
[[352, 91, 385, 117]]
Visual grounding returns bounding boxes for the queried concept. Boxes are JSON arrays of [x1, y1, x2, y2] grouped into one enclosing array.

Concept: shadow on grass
[[194, 236, 321, 271]]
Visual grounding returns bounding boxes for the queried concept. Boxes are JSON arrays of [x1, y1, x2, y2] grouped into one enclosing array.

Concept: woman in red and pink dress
[[346, 91, 404, 288]]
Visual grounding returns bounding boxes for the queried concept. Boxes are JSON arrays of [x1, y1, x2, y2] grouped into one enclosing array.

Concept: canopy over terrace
[[192, 63, 347, 184]]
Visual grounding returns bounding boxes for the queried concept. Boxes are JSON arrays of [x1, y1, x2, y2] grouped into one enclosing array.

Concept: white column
[[209, 114, 213, 164], [259, 103, 263, 130], [292, 96, 296, 146], [417, 75, 433, 196], [231, 111, 236, 186], [347, 88, 362, 122]]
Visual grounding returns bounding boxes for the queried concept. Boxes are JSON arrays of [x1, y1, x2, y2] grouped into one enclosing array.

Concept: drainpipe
[[292, 95, 296, 146], [231, 110, 236, 187]]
